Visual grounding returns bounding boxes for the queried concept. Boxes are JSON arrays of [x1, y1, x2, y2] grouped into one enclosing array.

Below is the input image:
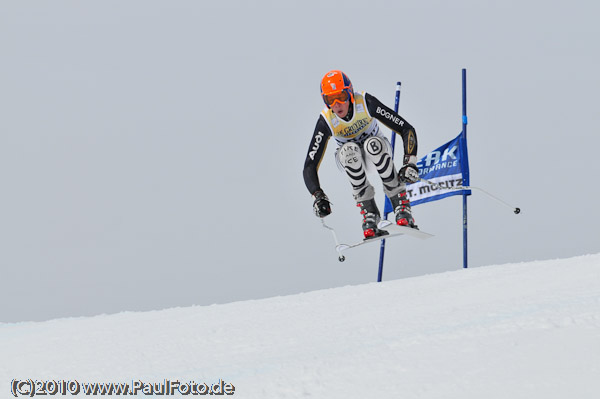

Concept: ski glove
[[399, 163, 420, 183], [312, 190, 332, 218]]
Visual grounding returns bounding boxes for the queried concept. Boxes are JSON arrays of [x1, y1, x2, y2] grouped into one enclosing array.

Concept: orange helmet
[[320, 70, 354, 108]]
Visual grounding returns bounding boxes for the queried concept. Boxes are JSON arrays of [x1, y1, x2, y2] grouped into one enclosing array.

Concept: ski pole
[[419, 178, 521, 214], [321, 219, 346, 262]]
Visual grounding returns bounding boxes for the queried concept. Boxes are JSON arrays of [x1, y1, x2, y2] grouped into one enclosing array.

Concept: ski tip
[[336, 244, 351, 252]]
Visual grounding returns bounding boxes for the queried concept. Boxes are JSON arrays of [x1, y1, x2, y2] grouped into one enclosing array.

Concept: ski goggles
[[323, 90, 350, 106]]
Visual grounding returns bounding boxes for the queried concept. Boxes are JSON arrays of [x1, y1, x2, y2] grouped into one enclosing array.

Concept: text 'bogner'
[[375, 107, 404, 126]]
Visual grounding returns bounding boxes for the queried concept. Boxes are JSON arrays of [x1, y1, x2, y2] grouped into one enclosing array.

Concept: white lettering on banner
[[418, 145, 458, 168], [309, 132, 324, 160], [375, 106, 404, 126], [420, 160, 459, 175], [442, 146, 458, 161]]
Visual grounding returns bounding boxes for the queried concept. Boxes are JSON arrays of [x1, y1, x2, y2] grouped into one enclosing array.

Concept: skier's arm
[[364, 92, 418, 164], [303, 115, 332, 195]]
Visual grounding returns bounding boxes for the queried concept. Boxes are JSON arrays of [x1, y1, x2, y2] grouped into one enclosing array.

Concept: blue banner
[[409, 132, 471, 206], [385, 132, 471, 212]]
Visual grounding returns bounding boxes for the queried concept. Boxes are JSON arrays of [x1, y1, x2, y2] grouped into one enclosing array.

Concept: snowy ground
[[2, 254, 599, 398]]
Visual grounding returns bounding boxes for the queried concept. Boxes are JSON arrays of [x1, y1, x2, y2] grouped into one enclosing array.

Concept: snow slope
[[2, 254, 599, 398]]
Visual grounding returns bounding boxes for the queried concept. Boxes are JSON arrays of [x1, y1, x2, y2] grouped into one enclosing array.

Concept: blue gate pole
[[377, 81, 402, 282], [462, 69, 468, 269]]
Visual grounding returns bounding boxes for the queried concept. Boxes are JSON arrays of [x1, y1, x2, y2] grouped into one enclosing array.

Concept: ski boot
[[390, 190, 418, 229], [357, 199, 388, 240]]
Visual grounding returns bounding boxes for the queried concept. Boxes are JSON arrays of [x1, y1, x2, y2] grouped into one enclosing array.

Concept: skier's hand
[[312, 190, 332, 218], [399, 163, 419, 183]]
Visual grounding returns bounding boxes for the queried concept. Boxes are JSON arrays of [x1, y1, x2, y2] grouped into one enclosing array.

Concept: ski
[[335, 220, 433, 261]]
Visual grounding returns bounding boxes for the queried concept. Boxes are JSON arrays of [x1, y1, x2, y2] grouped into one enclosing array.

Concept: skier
[[303, 70, 420, 239]]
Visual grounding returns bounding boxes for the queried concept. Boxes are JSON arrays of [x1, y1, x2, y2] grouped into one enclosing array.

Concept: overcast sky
[[2, 0, 599, 322]]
